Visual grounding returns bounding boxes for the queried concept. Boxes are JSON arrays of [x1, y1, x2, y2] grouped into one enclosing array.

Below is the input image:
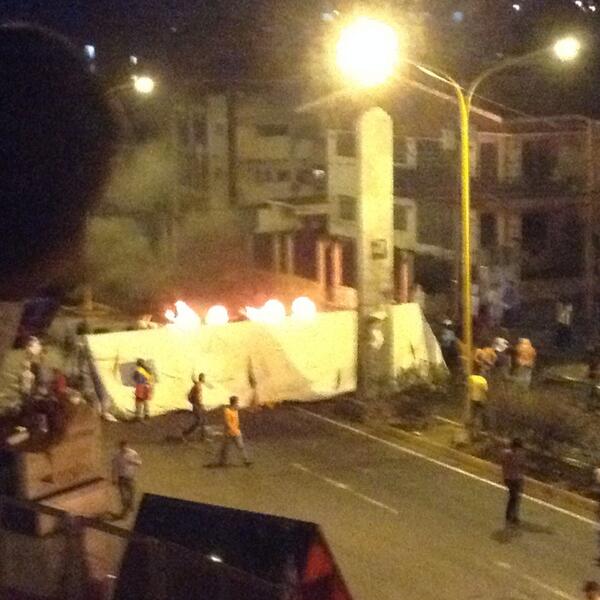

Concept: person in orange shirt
[[474, 346, 497, 376], [514, 338, 536, 388], [217, 396, 251, 467]]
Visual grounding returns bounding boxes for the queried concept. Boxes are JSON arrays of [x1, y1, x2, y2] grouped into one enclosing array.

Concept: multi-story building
[[172, 86, 600, 319]]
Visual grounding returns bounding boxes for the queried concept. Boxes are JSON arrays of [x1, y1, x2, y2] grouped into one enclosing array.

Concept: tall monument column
[[355, 108, 395, 402]]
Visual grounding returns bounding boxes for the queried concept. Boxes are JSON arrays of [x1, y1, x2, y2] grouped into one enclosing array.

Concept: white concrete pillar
[[356, 108, 394, 401]]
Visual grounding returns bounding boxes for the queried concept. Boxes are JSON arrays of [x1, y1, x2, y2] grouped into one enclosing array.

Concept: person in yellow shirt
[[468, 370, 489, 431], [217, 396, 252, 467]]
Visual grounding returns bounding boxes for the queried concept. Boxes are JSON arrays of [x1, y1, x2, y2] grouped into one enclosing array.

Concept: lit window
[[512, 3, 521, 11], [452, 11, 464, 23], [339, 195, 357, 221], [130, 55, 138, 65]]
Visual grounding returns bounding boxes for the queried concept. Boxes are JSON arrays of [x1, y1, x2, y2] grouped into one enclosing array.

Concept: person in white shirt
[[555, 299, 574, 349], [19, 361, 35, 401], [112, 440, 142, 517]]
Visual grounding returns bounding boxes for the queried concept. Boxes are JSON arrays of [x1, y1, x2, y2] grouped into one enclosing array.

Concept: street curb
[[327, 414, 598, 522]]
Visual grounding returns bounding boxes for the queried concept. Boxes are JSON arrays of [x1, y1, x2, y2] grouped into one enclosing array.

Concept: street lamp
[[412, 37, 580, 427], [132, 75, 156, 95], [553, 36, 581, 62], [107, 74, 157, 97], [335, 16, 400, 88], [335, 17, 580, 424]]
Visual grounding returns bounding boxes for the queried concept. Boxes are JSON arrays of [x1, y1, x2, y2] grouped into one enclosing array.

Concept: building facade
[[172, 87, 600, 319]]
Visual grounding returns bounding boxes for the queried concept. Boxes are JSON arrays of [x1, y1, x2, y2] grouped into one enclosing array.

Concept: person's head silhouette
[[0, 23, 117, 300]]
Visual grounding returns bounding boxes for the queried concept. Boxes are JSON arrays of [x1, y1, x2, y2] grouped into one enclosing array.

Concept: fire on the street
[[165, 297, 317, 330]]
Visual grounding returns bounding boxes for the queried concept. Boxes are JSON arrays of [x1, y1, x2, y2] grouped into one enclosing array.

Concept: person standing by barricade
[[133, 359, 153, 421]]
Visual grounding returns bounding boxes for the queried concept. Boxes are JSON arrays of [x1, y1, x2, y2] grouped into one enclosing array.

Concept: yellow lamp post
[[335, 16, 580, 424], [411, 38, 580, 423]]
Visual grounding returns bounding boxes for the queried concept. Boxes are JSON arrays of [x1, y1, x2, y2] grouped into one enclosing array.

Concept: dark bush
[[492, 385, 585, 454]]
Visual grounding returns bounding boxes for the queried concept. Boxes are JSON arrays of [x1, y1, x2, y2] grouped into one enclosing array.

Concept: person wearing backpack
[[133, 359, 153, 421], [182, 372, 210, 441]]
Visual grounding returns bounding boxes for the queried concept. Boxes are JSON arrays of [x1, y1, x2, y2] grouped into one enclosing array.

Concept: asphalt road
[[103, 406, 598, 600]]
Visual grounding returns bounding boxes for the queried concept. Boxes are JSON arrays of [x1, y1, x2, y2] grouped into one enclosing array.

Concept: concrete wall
[[86, 305, 445, 418]]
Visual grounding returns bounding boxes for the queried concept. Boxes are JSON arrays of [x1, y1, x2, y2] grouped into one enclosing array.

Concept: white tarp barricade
[[86, 305, 444, 418]]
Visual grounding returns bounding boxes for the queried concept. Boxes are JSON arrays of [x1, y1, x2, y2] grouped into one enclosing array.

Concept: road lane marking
[[291, 462, 399, 515], [296, 408, 597, 527], [495, 561, 578, 600]]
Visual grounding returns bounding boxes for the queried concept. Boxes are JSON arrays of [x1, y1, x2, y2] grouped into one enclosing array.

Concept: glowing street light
[[335, 16, 400, 88], [553, 36, 581, 62], [132, 75, 156, 95]]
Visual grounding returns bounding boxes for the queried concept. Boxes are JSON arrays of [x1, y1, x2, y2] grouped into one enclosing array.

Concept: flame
[[206, 304, 229, 326], [291, 296, 317, 320], [164, 300, 201, 330], [244, 299, 286, 324]]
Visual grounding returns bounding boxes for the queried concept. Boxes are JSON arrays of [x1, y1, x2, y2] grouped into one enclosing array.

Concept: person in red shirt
[[51, 368, 68, 403]]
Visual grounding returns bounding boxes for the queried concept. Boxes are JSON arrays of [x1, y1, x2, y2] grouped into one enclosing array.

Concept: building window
[[256, 124, 289, 137], [480, 213, 498, 248], [339, 195, 357, 221], [393, 137, 407, 164], [522, 212, 548, 251], [336, 132, 356, 157], [522, 139, 558, 185], [277, 169, 291, 182], [394, 205, 408, 231], [416, 138, 442, 171]]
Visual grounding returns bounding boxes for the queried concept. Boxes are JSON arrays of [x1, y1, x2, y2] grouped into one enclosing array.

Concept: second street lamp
[[334, 16, 581, 428]]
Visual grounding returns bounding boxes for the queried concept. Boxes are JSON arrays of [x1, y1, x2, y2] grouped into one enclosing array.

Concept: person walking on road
[[217, 396, 251, 467], [183, 372, 210, 441], [501, 438, 525, 527], [112, 440, 142, 518]]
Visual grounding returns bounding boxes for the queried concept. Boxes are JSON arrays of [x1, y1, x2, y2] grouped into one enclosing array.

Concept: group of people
[[468, 336, 536, 431], [440, 320, 537, 386], [16, 336, 77, 441], [115, 367, 252, 518]]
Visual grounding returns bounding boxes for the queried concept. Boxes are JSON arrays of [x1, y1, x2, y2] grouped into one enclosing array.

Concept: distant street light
[[132, 75, 156, 95], [553, 36, 581, 62], [107, 75, 157, 98], [335, 16, 581, 428]]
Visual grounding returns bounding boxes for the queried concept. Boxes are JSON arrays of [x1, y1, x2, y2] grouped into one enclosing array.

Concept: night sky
[[1, 1, 599, 114]]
